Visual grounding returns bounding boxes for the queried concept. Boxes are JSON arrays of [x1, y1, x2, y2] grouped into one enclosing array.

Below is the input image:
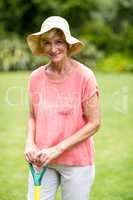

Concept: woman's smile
[[49, 52, 61, 57]]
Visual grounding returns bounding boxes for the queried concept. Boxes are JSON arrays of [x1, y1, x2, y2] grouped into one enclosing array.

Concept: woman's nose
[[50, 43, 57, 52]]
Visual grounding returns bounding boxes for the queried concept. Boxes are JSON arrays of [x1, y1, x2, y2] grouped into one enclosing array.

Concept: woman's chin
[[51, 56, 63, 63]]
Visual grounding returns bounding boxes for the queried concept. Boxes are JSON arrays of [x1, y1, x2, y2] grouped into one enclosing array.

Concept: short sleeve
[[27, 72, 40, 106], [28, 74, 34, 94], [81, 71, 99, 102], [28, 70, 39, 94]]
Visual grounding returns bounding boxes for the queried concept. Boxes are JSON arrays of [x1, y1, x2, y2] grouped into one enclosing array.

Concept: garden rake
[[29, 163, 47, 200]]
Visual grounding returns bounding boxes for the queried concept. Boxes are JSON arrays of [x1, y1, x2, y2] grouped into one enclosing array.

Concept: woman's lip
[[50, 53, 60, 57]]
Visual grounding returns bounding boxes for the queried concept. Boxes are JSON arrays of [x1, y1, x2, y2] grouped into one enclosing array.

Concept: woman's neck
[[49, 57, 73, 74], [44, 58, 79, 81]]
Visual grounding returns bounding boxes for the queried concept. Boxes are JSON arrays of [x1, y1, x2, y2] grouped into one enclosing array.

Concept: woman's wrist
[[25, 140, 35, 147], [55, 143, 67, 154]]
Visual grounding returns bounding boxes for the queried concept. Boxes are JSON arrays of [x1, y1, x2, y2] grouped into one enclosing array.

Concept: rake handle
[[29, 163, 47, 186], [34, 186, 41, 200]]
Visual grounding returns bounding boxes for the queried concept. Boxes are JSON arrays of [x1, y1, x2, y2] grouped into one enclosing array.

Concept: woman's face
[[42, 34, 69, 63]]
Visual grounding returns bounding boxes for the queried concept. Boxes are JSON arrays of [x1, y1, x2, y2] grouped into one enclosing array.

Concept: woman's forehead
[[41, 28, 65, 40], [41, 34, 64, 41]]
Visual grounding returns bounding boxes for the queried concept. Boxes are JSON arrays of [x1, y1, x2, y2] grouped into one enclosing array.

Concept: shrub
[[97, 53, 133, 72], [75, 41, 104, 70], [0, 37, 133, 73], [0, 37, 48, 71]]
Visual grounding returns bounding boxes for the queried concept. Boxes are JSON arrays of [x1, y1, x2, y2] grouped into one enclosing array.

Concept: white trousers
[[27, 164, 95, 200]]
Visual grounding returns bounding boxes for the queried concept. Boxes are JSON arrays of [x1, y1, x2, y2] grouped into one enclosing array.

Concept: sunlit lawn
[[0, 71, 133, 200]]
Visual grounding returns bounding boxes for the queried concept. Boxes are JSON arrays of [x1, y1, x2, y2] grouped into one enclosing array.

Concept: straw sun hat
[[26, 16, 84, 56]]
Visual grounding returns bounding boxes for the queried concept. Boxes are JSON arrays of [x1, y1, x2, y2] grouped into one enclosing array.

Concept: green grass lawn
[[0, 71, 133, 200]]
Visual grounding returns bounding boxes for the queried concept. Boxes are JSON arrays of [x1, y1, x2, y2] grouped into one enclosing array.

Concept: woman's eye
[[43, 40, 50, 45], [57, 40, 63, 44]]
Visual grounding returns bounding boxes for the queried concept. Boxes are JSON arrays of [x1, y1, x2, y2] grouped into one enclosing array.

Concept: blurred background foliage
[[0, 0, 133, 72]]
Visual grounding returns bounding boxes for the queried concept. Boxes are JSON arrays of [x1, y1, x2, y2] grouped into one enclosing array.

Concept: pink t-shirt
[[28, 63, 99, 166]]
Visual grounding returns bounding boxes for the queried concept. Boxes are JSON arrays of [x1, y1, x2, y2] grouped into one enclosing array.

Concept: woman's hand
[[24, 143, 40, 165], [36, 146, 63, 166]]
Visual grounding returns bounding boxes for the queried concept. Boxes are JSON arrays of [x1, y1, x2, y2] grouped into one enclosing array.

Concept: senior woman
[[25, 16, 100, 200]]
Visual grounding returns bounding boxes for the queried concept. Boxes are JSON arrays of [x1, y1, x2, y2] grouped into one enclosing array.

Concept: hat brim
[[26, 28, 84, 56]]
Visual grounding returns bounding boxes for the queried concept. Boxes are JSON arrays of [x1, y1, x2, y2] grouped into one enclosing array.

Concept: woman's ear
[[67, 44, 72, 56], [67, 43, 71, 50], [40, 39, 44, 49], [40, 39, 46, 54]]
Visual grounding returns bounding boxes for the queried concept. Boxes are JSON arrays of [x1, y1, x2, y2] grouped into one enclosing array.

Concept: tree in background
[[0, 0, 133, 72]]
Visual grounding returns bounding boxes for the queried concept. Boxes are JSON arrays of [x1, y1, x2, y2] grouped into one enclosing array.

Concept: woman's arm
[[56, 93, 101, 151], [24, 95, 39, 165], [26, 95, 36, 145]]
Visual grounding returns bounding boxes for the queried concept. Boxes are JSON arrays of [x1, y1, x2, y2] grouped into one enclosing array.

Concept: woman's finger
[[43, 158, 50, 166], [36, 155, 47, 166], [29, 150, 36, 160], [27, 152, 35, 163], [25, 153, 33, 163], [34, 156, 40, 163], [24, 154, 30, 162], [39, 153, 48, 163], [36, 151, 42, 157]]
